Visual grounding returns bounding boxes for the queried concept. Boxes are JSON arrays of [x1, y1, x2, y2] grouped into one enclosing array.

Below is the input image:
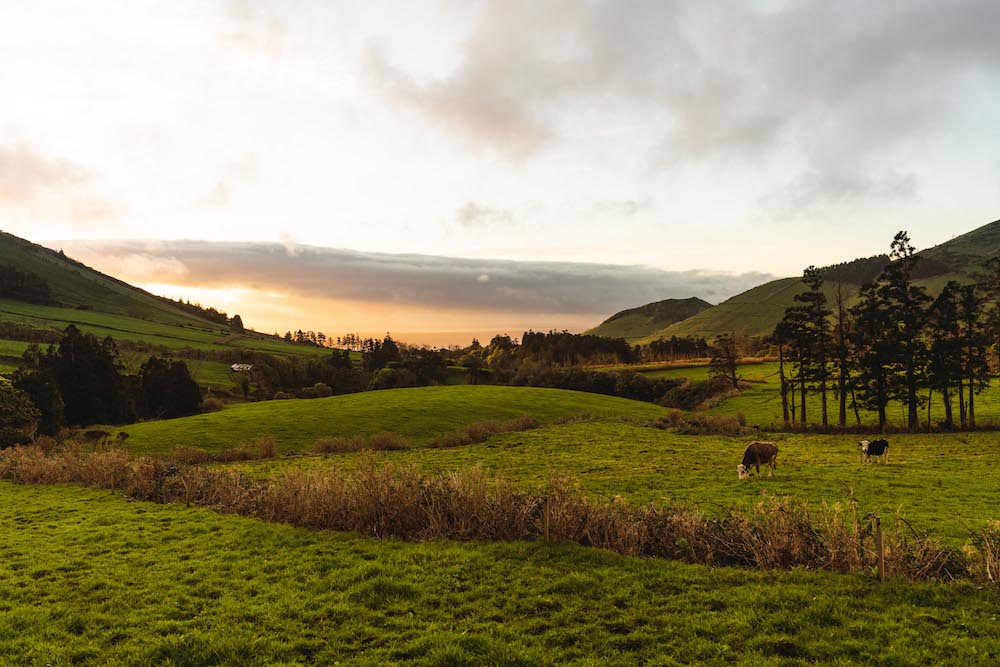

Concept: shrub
[[428, 415, 540, 448], [172, 445, 211, 464], [314, 436, 365, 454], [256, 435, 278, 459], [367, 432, 410, 451], [202, 397, 225, 413]]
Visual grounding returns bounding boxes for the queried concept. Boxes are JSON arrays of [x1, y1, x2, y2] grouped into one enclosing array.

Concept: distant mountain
[[585, 297, 713, 342], [634, 218, 1000, 343]]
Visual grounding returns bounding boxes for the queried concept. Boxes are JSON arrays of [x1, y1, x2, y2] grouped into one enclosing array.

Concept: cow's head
[[737, 464, 749, 479], [859, 440, 870, 454]]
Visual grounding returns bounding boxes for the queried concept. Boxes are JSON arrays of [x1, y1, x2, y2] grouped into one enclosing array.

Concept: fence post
[[876, 516, 885, 583], [543, 496, 551, 544]]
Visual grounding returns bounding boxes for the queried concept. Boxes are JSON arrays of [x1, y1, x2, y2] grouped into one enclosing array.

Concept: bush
[[428, 415, 540, 449], [172, 445, 211, 464], [314, 436, 365, 454], [657, 378, 732, 411], [202, 397, 225, 412], [367, 432, 411, 451], [0, 380, 40, 449], [314, 432, 410, 453]]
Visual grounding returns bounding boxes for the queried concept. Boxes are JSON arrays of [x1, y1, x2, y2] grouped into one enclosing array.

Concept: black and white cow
[[737, 441, 779, 479], [859, 438, 889, 464]]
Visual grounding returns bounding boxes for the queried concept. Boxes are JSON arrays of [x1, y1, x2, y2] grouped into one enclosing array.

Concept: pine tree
[[926, 282, 963, 428]]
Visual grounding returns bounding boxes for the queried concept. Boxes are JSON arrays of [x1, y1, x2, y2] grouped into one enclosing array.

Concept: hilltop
[[0, 232, 333, 382], [632, 218, 1000, 342], [585, 297, 712, 342]]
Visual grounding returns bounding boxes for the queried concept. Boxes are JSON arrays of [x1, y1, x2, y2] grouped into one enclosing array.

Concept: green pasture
[[117, 386, 666, 455], [2, 482, 999, 665], [234, 422, 1000, 545]]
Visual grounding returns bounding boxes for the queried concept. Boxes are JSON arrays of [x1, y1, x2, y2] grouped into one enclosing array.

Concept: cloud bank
[[60, 239, 775, 318]]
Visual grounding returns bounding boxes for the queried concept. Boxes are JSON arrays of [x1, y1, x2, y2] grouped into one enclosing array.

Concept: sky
[[2, 1, 999, 345]]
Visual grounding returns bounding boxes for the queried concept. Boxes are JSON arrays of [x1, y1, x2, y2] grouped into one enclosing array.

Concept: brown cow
[[737, 441, 779, 479]]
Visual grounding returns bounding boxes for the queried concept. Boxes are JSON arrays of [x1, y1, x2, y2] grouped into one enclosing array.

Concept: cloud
[[762, 170, 919, 219], [0, 144, 119, 222], [59, 239, 776, 317], [368, 0, 1000, 206], [455, 201, 516, 229]]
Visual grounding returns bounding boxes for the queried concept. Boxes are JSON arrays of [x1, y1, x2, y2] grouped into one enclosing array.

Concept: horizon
[[3, 1, 1000, 344]]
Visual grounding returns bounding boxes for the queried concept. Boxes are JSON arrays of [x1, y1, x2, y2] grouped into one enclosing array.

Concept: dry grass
[[313, 432, 410, 454], [0, 443, 990, 583], [427, 415, 539, 448]]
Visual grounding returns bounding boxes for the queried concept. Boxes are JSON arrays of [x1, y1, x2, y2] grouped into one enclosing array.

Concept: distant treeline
[[155, 295, 245, 331], [0, 265, 53, 304]]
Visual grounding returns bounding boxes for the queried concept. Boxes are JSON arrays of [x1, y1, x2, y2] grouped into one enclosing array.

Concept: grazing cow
[[737, 441, 779, 479], [859, 438, 889, 464]]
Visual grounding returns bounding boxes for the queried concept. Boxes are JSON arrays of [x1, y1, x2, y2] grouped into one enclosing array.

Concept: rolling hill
[[0, 232, 333, 381], [117, 385, 666, 454], [585, 297, 713, 342], [632, 218, 1000, 342]]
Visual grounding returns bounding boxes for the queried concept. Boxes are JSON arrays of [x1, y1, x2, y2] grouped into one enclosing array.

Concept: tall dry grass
[[0, 444, 989, 582], [427, 415, 539, 448]]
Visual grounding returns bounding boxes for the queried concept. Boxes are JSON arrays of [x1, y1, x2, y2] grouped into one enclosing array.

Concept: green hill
[[0, 231, 221, 327], [637, 218, 1000, 342], [0, 232, 332, 379], [585, 297, 713, 342], [117, 385, 666, 454]]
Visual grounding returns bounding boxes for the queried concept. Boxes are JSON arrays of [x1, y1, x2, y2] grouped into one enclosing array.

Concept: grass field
[[3, 481, 999, 665], [117, 386, 667, 455], [232, 421, 1000, 545]]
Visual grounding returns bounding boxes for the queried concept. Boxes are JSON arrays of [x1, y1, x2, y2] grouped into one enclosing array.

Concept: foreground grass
[[236, 423, 1000, 544], [2, 482, 999, 665], [118, 386, 666, 455]]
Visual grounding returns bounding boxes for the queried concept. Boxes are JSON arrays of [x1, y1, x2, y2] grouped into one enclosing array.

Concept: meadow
[[230, 421, 1000, 545], [3, 481, 1000, 666], [116, 385, 667, 454]]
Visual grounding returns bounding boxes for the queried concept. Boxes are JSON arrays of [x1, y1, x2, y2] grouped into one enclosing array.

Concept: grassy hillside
[[585, 297, 712, 342], [118, 385, 666, 454], [639, 218, 999, 341], [5, 482, 998, 665], [0, 232, 218, 326], [0, 234, 335, 383]]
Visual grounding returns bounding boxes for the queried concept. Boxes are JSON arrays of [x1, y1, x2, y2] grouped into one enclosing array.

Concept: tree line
[[10, 325, 203, 439], [772, 231, 996, 430]]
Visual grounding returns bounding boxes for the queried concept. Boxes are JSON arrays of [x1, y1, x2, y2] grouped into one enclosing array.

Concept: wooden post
[[543, 496, 551, 544], [876, 516, 885, 583]]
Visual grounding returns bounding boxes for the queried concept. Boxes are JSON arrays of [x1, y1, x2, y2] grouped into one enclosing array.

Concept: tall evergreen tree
[[851, 280, 894, 427], [881, 232, 931, 430], [926, 282, 963, 428], [958, 285, 991, 429]]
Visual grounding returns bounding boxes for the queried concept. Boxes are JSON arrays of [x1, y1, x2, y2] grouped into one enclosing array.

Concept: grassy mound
[[118, 385, 666, 454], [3, 481, 999, 665]]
